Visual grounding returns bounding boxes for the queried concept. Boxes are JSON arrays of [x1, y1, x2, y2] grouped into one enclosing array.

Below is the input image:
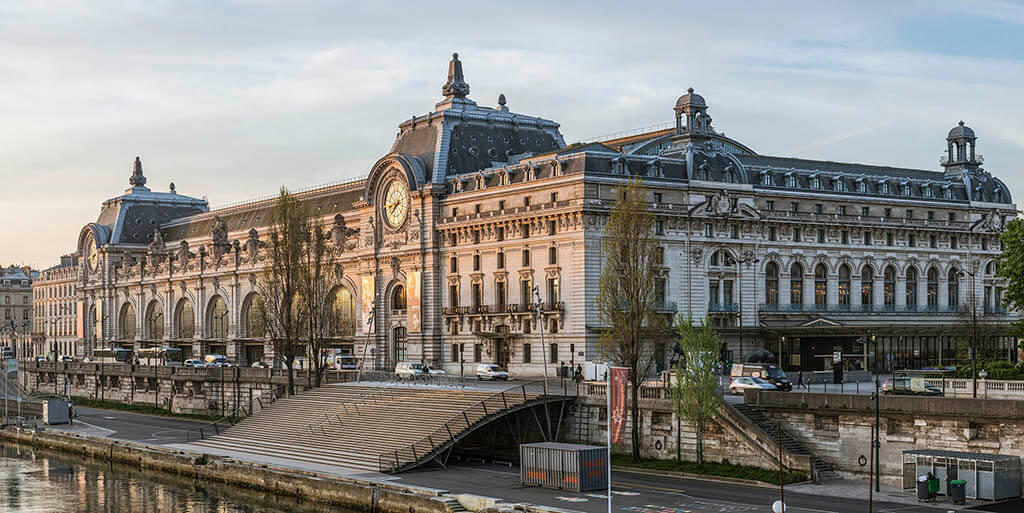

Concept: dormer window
[[879, 182, 890, 195], [786, 174, 797, 188], [944, 187, 953, 199], [857, 180, 868, 193], [761, 173, 773, 186], [811, 177, 822, 190], [902, 184, 911, 196], [834, 178, 847, 192], [923, 187, 934, 198]]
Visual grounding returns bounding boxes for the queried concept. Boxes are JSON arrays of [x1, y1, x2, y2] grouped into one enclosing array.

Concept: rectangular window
[[524, 196, 531, 207], [451, 344, 459, 362], [655, 220, 664, 235], [817, 229, 825, 243], [815, 203, 823, 214], [951, 236, 958, 249], [522, 249, 530, 266], [474, 204, 481, 214], [497, 251, 505, 269], [496, 226, 504, 241], [450, 256, 457, 273], [473, 254, 480, 271], [948, 212, 956, 221], [930, 235, 937, 248], [928, 211, 935, 221], [498, 200, 505, 211], [704, 224, 712, 237], [909, 234, 916, 247], [766, 200, 774, 211], [839, 205, 847, 216], [793, 228, 801, 242], [841, 230, 849, 245], [452, 207, 459, 217], [723, 280, 734, 305], [864, 231, 872, 245], [906, 210, 914, 219], [449, 233, 457, 246], [709, 280, 719, 308], [887, 233, 894, 246], [549, 343, 558, 364], [496, 281, 507, 308], [547, 220, 556, 235], [730, 225, 738, 239], [549, 318, 558, 334], [861, 206, 869, 216], [521, 279, 532, 306], [655, 278, 667, 306], [884, 208, 892, 217], [550, 192, 558, 203], [982, 237, 989, 250], [548, 246, 557, 265], [790, 202, 799, 213], [654, 192, 662, 203], [449, 285, 459, 308], [654, 246, 665, 265], [547, 277, 560, 304], [523, 343, 532, 363], [472, 283, 482, 308], [474, 344, 482, 363], [769, 227, 777, 241], [522, 223, 530, 238]]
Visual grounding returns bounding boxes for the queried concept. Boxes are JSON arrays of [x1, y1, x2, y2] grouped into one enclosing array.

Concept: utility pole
[[871, 331, 880, 493], [533, 285, 549, 395]]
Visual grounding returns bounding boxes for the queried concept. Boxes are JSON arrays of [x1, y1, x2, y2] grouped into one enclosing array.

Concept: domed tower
[[674, 87, 712, 137], [942, 120, 981, 177]]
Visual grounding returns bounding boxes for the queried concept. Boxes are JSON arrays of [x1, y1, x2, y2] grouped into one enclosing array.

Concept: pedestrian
[[797, 370, 806, 390], [574, 364, 583, 383], [67, 398, 73, 425]]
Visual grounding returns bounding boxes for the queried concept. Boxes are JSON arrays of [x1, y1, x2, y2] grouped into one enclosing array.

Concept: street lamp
[[735, 253, 760, 364], [958, 261, 980, 398], [532, 285, 550, 395], [869, 331, 879, 493]]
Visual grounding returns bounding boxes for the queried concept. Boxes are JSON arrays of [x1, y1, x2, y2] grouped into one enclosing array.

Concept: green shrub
[[611, 454, 807, 485]]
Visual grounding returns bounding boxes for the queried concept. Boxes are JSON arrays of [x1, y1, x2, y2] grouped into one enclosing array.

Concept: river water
[[0, 442, 362, 513]]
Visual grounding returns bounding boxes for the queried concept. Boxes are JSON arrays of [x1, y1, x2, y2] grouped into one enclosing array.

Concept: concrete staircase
[[191, 383, 544, 474], [733, 403, 838, 481]]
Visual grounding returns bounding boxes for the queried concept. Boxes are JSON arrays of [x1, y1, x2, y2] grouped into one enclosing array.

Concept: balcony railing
[[441, 302, 564, 315], [759, 210, 969, 230], [708, 302, 739, 312], [758, 304, 963, 314]]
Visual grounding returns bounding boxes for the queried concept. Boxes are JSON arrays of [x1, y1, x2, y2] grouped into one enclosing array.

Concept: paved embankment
[[0, 427, 568, 513]]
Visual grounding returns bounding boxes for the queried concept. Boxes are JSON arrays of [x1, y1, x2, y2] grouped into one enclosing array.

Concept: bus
[[137, 346, 184, 366], [90, 348, 133, 364]]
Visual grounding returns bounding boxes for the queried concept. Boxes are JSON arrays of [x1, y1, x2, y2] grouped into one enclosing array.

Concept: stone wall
[[22, 361, 355, 416], [746, 390, 1024, 487]]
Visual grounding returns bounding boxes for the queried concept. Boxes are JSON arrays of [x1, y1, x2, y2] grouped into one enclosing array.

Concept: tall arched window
[[176, 299, 195, 339], [120, 303, 136, 340], [883, 266, 896, 308], [814, 263, 827, 307], [927, 267, 939, 310], [243, 294, 265, 338], [790, 263, 804, 306], [392, 285, 407, 310], [209, 295, 228, 339], [765, 262, 779, 306], [948, 269, 959, 309], [906, 267, 918, 307], [146, 301, 164, 340], [838, 264, 851, 309], [861, 267, 874, 308], [332, 287, 355, 337]]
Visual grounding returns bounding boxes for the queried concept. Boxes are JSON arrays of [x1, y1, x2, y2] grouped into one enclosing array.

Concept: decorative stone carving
[[330, 214, 359, 253], [177, 241, 194, 269], [211, 216, 230, 259], [245, 228, 265, 263]]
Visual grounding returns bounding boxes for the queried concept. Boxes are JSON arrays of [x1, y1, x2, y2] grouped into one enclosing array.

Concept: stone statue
[[330, 214, 359, 253], [212, 216, 228, 247], [149, 229, 165, 253]]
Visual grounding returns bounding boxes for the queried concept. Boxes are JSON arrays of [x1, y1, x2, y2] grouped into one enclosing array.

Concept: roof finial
[[169, 182, 176, 194], [687, 87, 694, 94], [442, 52, 470, 99], [129, 156, 147, 187], [959, 120, 965, 126], [497, 93, 508, 112]]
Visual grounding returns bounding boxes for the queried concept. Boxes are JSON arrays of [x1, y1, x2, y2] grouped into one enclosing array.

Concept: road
[[397, 462, 959, 513], [66, 406, 207, 445]]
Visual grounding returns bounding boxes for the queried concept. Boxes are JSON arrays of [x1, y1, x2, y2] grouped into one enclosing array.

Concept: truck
[[730, 363, 792, 391]]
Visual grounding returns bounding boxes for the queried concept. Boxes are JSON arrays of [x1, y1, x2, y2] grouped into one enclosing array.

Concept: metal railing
[[184, 384, 286, 442], [708, 302, 739, 312], [358, 370, 471, 389], [758, 303, 963, 314], [377, 380, 571, 472]]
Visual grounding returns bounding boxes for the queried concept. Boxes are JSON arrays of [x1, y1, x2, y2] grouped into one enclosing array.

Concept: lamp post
[[872, 329, 880, 493], [958, 260, 980, 398], [533, 285, 550, 395]]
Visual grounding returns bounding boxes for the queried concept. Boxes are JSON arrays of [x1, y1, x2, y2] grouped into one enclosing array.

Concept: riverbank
[[0, 426, 564, 513]]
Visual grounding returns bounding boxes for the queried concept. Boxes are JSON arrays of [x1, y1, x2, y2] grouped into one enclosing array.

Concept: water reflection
[[0, 443, 364, 513]]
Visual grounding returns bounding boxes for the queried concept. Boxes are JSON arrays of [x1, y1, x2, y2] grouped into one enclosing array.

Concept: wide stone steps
[[191, 383, 540, 473]]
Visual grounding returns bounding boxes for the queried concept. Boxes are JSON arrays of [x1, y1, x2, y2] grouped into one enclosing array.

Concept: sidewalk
[[789, 477, 983, 510]]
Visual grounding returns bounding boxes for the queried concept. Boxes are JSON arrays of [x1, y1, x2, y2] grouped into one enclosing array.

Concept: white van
[[395, 362, 428, 379], [204, 354, 229, 367]]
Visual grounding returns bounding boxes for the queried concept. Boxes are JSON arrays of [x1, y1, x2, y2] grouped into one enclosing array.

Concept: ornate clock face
[[84, 233, 98, 271], [383, 180, 410, 228]]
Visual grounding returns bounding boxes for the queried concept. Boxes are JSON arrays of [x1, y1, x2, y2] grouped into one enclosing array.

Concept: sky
[[2, 1, 1024, 268]]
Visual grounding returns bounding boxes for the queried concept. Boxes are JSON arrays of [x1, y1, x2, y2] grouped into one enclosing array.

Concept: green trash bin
[[949, 479, 966, 504]]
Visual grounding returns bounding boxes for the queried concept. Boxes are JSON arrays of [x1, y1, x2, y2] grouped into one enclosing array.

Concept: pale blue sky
[[2, 1, 1023, 267]]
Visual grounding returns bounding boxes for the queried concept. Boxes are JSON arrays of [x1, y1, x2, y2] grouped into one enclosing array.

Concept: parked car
[[183, 359, 206, 368], [81, 356, 95, 363], [337, 355, 357, 370], [424, 365, 445, 376], [882, 377, 943, 396], [729, 376, 777, 395], [1, 346, 14, 359], [58, 355, 74, 363], [204, 354, 230, 367], [34, 356, 47, 363], [394, 362, 429, 379], [731, 363, 792, 391], [250, 361, 270, 369], [476, 364, 509, 381]]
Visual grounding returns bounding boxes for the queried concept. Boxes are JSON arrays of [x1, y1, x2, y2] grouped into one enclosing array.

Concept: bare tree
[[671, 315, 721, 464], [298, 221, 345, 387], [596, 177, 668, 462], [255, 189, 307, 395]]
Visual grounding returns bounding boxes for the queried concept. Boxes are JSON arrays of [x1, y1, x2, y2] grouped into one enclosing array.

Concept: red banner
[[608, 366, 629, 445]]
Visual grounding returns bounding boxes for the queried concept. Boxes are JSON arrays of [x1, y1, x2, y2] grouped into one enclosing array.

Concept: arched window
[[790, 263, 804, 306], [146, 301, 164, 340], [906, 267, 918, 307], [392, 285, 407, 310], [765, 262, 779, 306], [814, 263, 827, 307], [883, 266, 896, 308], [120, 302, 136, 340], [242, 294, 265, 338], [838, 264, 851, 308], [208, 296, 228, 339], [927, 267, 939, 310], [861, 267, 874, 308], [948, 268, 959, 309], [332, 287, 355, 337], [176, 299, 195, 339]]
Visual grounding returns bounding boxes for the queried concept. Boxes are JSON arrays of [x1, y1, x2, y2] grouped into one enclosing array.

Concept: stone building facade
[[67, 53, 1018, 376], [32, 254, 80, 359], [1, 265, 38, 357]]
